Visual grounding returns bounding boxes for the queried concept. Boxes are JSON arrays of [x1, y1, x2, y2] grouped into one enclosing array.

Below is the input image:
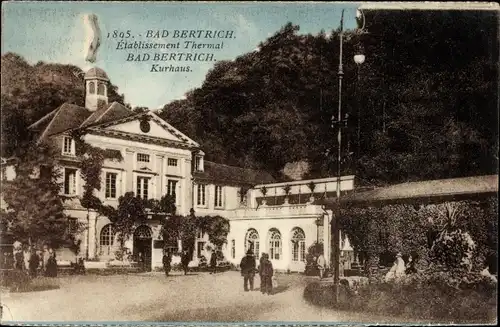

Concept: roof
[[84, 67, 109, 80], [319, 175, 498, 208], [194, 161, 276, 186], [35, 103, 92, 139], [28, 101, 134, 141], [80, 102, 133, 128]]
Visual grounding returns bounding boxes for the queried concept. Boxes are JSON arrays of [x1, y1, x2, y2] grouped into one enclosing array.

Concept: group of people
[[384, 252, 418, 282], [162, 249, 192, 276], [240, 249, 275, 295], [11, 244, 58, 278]]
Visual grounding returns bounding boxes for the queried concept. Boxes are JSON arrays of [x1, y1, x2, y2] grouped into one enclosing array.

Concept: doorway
[[133, 225, 152, 271]]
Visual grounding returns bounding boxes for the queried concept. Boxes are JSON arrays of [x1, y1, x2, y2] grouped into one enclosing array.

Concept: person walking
[[259, 253, 274, 295], [209, 250, 218, 274], [181, 249, 191, 275], [317, 253, 326, 279], [240, 249, 256, 291], [162, 250, 172, 276]]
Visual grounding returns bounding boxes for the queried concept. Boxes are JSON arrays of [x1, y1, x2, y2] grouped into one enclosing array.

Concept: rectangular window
[[68, 218, 78, 234], [214, 185, 223, 208], [167, 158, 178, 167], [231, 239, 235, 259], [167, 179, 177, 203], [136, 176, 150, 199], [64, 168, 77, 195], [137, 153, 150, 163], [62, 136, 74, 155], [197, 241, 205, 258], [105, 173, 117, 198], [197, 183, 206, 206]]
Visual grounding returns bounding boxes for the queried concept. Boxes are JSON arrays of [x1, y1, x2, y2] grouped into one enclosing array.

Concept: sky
[[2, 1, 360, 109]]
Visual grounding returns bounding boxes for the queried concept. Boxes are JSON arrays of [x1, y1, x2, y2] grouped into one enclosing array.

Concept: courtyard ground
[[1, 270, 432, 323]]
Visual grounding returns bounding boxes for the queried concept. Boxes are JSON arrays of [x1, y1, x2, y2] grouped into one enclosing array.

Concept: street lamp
[[354, 54, 365, 161], [331, 8, 366, 305]]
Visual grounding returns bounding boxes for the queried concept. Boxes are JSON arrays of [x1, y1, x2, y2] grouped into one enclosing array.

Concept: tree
[[1, 140, 77, 249], [159, 12, 497, 184], [112, 192, 148, 247], [132, 106, 149, 113]]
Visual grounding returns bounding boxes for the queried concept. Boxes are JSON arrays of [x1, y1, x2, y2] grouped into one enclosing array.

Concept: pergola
[[318, 174, 498, 278], [320, 175, 498, 209]]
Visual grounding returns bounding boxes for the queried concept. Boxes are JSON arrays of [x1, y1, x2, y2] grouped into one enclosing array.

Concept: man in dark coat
[[162, 250, 172, 276], [240, 249, 256, 291], [209, 250, 218, 274], [181, 249, 191, 275]]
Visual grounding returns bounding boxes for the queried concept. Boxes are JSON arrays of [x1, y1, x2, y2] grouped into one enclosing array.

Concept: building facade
[[1, 67, 355, 272]]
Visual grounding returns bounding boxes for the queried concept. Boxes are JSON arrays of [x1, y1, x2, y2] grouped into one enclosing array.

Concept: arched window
[[88, 81, 95, 94], [245, 228, 260, 259], [97, 82, 105, 95], [291, 227, 306, 262], [268, 228, 282, 260], [134, 225, 152, 239], [100, 224, 115, 255]]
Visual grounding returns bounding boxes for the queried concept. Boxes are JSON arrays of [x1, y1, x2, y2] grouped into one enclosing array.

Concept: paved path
[[1, 271, 427, 323]]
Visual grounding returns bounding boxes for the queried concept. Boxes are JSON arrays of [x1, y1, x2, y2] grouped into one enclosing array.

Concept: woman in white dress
[[385, 252, 406, 282]]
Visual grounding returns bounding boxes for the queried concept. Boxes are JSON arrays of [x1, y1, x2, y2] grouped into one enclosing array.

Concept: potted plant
[[261, 186, 268, 206], [283, 184, 292, 204], [307, 181, 316, 203], [238, 186, 250, 206]]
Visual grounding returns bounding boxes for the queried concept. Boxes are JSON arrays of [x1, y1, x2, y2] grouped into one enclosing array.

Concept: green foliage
[[1, 53, 125, 158], [1, 140, 76, 249], [159, 13, 497, 184], [113, 192, 148, 244], [160, 214, 230, 254], [147, 194, 176, 216], [341, 198, 498, 274], [203, 215, 230, 249], [304, 270, 497, 323], [430, 229, 476, 272]]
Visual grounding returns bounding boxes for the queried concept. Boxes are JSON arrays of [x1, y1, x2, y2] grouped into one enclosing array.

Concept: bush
[[0, 270, 60, 293], [430, 229, 476, 271], [304, 270, 497, 323]]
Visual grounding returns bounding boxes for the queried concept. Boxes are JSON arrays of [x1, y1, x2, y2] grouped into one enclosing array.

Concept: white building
[[1, 67, 355, 272]]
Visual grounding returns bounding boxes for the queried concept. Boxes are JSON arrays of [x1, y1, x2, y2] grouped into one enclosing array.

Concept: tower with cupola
[[84, 67, 109, 111]]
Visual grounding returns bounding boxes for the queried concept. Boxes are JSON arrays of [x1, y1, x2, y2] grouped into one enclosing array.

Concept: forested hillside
[[159, 10, 499, 185]]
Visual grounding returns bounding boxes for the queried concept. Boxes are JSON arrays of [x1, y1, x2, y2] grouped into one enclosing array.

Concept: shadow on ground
[[149, 302, 279, 322]]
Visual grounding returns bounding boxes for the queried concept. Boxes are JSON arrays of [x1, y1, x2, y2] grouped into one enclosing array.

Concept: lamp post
[[354, 54, 365, 163], [331, 8, 365, 305]]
